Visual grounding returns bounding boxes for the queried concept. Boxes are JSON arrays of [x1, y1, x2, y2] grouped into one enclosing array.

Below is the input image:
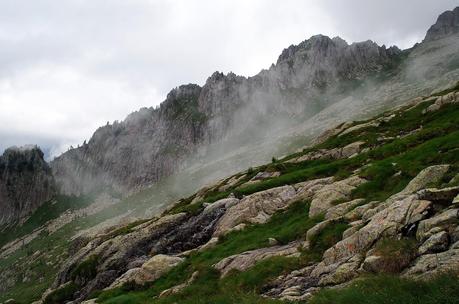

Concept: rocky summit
[[1, 6, 459, 304]]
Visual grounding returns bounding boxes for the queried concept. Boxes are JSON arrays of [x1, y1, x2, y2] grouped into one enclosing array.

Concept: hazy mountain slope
[[49, 32, 404, 197], [39, 81, 459, 304], [50, 7, 459, 200], [1, 7, 459, 304]]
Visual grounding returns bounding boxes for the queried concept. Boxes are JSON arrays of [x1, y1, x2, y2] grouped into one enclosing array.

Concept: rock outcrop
[[213, 185, 297, 236], [214, 242, 300, 277], [424, 7, 459, 42], [109, 254, 183, 288], [263, 164, 459, 300], [0, 146, 55, 227]]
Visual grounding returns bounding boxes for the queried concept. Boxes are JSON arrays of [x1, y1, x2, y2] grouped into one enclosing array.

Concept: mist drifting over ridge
[[49, 5, 459, 200], [1, 1, 458, 158]]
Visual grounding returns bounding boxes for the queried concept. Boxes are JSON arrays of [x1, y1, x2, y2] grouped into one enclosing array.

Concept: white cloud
[[0, 0, 457, 157]]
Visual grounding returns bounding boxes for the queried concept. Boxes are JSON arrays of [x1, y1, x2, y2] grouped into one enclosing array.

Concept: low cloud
[[0, 0, 456, 157]]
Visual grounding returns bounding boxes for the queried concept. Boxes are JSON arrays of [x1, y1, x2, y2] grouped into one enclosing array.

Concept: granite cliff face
[[51, 84, 205, 195], [424, 7, 459, 42], [50, 36, 404, 196], [0, 146, 55, 227], [51, 7, 459, 198]]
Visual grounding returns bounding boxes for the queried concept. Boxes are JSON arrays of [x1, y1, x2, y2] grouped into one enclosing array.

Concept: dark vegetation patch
[[307, 220, 350, 260], [309, 273, 459, 304], [70, 254, 100, 284], [43, 282, 79, 304], [371, 238, 418, 274]]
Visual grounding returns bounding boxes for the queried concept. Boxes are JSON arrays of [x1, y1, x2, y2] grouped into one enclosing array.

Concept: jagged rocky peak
[[424, 6, 459, 42], [0, 145, 55, 227], [273, 34, 402, 89], [276, 34, 400, 65], [162, 84, 202, 107]]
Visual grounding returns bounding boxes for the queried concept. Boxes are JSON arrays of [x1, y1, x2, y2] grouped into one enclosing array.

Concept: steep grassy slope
[[56, 84, 459, 304], [1, 84, 458, 304]]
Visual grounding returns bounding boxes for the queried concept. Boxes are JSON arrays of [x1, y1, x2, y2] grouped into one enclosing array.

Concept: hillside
[[50, 7, 459, 199], [35, 81, 459, 304], [1, 7, 459, 304]]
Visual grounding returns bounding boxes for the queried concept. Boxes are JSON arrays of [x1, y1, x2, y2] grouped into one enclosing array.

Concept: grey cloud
[[0, 0, 456, 157]]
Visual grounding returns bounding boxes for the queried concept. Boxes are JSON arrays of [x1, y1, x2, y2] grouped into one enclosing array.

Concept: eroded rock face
[[322, 195, 431, 265], [49, 198, 232, 303], [263, 165, 457, 300], [213, 185, 297, 236], [0, 146, 55, 227], [400, 165, 450, 195], [404, 241, 459, 279], [50, 32, 406, 197], [417, 208, 459, 241], [214, 242, 300, 277], [418, 231, 449, 255], [424, 7, 459, 42], [309, 176, 366, 218], [109, 254, 183, 288]]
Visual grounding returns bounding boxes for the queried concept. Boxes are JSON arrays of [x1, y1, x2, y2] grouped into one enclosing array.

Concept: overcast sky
[[0, 0, 457, 158]]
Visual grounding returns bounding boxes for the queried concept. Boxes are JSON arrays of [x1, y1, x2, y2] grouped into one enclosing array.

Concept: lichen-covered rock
[[293, 177, 334, 200], [325, 199, 365, 220], [316, 254, 364, 286], [400, 165, 450, 195], [214, 242, 300, 277], [418, 186, 459, 203], [213, 185, 297, 236], [109, 254, 183, 288], [404, 241, 459, 279], [287, 141, 366, 163], [309, 176, 366, 217], [361, 255, 385, 273], [417, 208, 459, 241], [344, 201, 380, 222], [418, 231, 449, 255], [322, 194, 430, 266], [342, 221, 364, 239]]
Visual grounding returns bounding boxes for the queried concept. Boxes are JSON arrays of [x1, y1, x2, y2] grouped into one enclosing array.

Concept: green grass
[[0, 194, 93, 248], [43, 282, 79, 304], [4, 87, 459, 303], [96, 200, 322, 303], [70, 254, 100, 283], [371, 238, 418, 273], [96, 93, 459, 303], [309, 273, 459, 304], [307, 220, 350, 260]]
